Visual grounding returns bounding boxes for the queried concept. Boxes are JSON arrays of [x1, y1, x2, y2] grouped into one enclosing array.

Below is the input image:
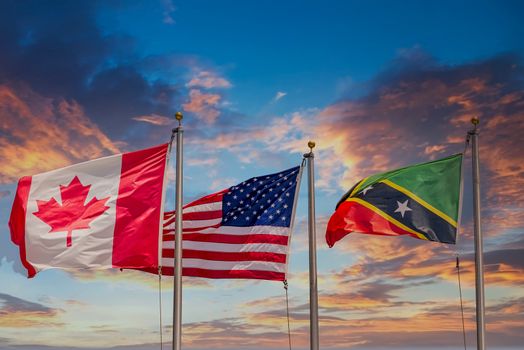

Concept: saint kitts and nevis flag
[[326, 154, 463, 246]]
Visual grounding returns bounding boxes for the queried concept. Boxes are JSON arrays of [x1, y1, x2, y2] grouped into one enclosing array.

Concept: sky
[[0, 0, 523, 349]]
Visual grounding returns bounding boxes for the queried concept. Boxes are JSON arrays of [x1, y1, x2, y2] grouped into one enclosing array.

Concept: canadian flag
[[9, 144, 169, 278]]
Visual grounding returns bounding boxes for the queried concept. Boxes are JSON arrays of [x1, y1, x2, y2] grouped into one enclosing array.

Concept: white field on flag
[[26, 156, 121, 270], [159, 165, 302, 281]]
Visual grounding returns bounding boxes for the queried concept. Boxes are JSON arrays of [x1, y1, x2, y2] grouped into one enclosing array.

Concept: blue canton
[[222, 166, 301, 227]]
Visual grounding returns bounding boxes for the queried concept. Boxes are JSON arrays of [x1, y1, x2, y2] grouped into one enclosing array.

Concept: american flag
[[160, 165, 302, 281]]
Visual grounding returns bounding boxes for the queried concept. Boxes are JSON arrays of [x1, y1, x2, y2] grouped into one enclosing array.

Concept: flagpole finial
[[304, 141, 316, 158], [471, 117, 480, 127], [175, 112, 183, 126]]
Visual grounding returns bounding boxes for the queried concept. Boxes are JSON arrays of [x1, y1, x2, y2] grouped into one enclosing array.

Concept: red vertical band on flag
[[112, 143, 168, 269], [8, 176, 37, 278]]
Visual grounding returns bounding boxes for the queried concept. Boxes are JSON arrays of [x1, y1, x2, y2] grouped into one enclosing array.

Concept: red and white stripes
[[160, 191, 291, 281]]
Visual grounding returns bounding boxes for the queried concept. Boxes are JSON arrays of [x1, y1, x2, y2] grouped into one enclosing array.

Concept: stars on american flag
[[222, 166, 300, 227]]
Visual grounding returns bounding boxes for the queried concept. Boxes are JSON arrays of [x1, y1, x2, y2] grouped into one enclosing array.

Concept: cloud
[[0, 1, 241, 153], [0, 1, 107, 99], [132, 114, 174, 126], [0, 9, 522, 346], [179, 69, 233, 125], [67, 268, 213, 289], [209, 177, 237, 191], [185, 111, 313, 168], [0, 84, 119, 183], [317, 282, 408, 312], [187, 71, 232, 89], [312, 54, 524, 215], [63, 299, 88, 307], [182, 318, 293, 349], [161, 0, 176, 24], [0, 293, 63, 328], [0, 1, 183, 140], [186, 53, 524, 229], [274, 91, 287, 102], [83, 65, 180, 137], [178, 291, 524, 348], [224, 282, 524, 348], [182, 89, 222, 124], [150, 52, 524, 348], [186, 158, 218, 167], [291, 57, 518, 190], [332, 231, 524, 288]]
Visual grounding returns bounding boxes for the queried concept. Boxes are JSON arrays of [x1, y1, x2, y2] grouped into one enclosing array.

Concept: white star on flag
[[394, 199, 412, 218], [154, 165, 302, 281], [361, 185, 374, 195]]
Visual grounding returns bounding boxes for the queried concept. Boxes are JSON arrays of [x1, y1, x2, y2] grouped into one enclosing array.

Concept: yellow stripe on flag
[[381, 179, 457, 227], [346, 197, 429, 241], [349, 177, 369, 198]]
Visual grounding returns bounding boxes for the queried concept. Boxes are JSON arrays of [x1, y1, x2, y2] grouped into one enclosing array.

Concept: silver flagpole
[[469, 117, 485, 350], [304, 141, 319, 350], [172, 112, 184, 350]]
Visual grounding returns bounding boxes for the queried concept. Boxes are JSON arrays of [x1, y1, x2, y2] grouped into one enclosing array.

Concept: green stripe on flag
[[351, 154, 462, 221]]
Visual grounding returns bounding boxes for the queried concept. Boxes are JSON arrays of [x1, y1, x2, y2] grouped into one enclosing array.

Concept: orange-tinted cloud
[[315, 59, 524, 195], [332, 232, 524, 288], [182, 319, 292, 348], [187, 70, 232, 89], [182, 89, 221, 124], [133, 114, 174, 126], [194, 55, 524, 221], [0, 293, 63, 328], [172, 55, 524, 349], [0, 83, 119, 183], [68, 269, 213, 289], [312, 56, 524, 238], [185, 112, 315, 173], [178, 294, 524, 348]]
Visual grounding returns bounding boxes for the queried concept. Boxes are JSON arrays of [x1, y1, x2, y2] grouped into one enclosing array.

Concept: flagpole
[[173, 112, 184, 350], [469, 117, 485, 350], [304, 141, 319, 350]]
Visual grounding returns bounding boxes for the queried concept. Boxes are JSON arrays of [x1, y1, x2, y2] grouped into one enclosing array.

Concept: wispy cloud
[[0, 1, 184, 141], [274, 91, 287, 102], [132, 114, 173, 126], [186, 53, 524, 227], [179, 292, 524, 348], [187, 71, 232, 89], [165, 54, 524, 350], [0, 293, 63, 328], [182, 89, 222, 124], [68, 269, 213, 289], [161, 0, 176, 24], [209, 177, 237, 191], [0, 84, 119, 183], [186, 158, 218, 167]]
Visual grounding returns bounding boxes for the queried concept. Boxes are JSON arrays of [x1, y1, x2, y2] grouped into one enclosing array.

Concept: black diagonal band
[[353, 182, 456, 244]]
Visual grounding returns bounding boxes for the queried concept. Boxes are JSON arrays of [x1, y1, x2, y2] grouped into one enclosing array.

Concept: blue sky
[[97, 0, 524, 108], [0, 1, 523, 349]]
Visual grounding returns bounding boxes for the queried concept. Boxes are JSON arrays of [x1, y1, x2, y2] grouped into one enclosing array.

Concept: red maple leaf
[[33, 176, 110, 248]]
